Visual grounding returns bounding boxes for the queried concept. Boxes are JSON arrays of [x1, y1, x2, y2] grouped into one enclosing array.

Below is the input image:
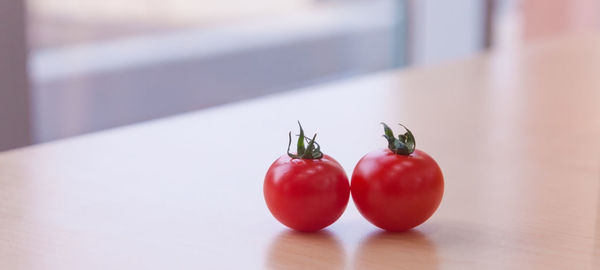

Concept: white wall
[[410, 0, 487, 65]]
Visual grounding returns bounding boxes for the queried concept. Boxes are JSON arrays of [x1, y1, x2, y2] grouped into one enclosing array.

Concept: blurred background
[[1, 0, 599, 151]]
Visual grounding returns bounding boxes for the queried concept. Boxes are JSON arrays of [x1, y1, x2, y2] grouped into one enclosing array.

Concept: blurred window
[[27, 0, 408, 142]]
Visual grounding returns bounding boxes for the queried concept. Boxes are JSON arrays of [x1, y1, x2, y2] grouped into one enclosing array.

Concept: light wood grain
[[1, 34, 600, 269]]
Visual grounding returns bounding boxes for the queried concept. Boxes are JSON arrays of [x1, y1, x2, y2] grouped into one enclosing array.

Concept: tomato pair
[[263, 122, 444, 232]]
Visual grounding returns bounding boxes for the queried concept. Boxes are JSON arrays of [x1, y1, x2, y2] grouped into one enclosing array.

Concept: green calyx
[[287, 121, 323, 159], [381, 122, 416, 155]]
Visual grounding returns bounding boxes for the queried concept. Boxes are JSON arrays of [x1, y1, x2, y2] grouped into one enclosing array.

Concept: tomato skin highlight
[[351, 148, 444, 232], [264, 154, 350, 232]]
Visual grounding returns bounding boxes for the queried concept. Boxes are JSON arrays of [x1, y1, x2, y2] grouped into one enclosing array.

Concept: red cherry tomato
[[264, 154, 350, 231], [351, 123, 444, 232], [264, 123, 350, 232]]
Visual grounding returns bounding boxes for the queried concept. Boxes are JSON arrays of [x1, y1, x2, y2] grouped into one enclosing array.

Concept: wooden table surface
[[2, 35, 600, 269]]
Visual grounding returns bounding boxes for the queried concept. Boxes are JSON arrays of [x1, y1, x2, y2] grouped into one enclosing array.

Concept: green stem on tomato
[[381, 122, 416, 155], [287, 121, 323, 159]]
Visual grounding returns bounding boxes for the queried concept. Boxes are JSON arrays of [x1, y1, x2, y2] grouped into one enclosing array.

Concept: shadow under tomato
[[265, 230, 346, 270], [353, 229, 439, 270]]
